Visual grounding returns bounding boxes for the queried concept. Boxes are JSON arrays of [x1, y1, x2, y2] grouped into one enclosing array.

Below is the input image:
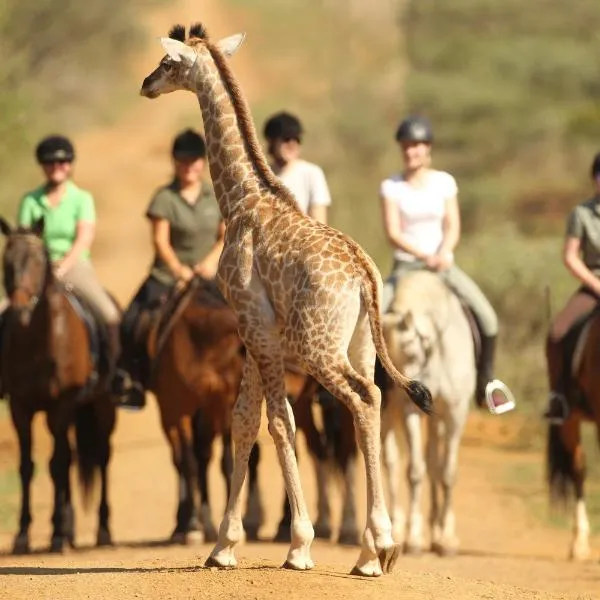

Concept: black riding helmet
[[172, 128, 206, 160], [35, 135, 75, 164], [263, 111, 303, 143], [395, 116, 434, 144], [591, 151, 600, 179]]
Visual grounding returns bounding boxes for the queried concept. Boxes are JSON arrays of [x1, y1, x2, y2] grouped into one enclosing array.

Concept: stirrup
[[484, 379, 516, 415]]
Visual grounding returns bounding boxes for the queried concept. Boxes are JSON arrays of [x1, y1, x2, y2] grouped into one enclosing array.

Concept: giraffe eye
[[162, 61, 173, 72]]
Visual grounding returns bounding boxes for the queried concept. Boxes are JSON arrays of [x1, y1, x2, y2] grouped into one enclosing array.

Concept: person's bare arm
[[151, 217, 193, 281], [308, 204, 328, 224], [564, 236, 600, 294]]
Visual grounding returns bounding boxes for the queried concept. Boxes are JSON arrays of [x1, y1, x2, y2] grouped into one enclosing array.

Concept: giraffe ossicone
[[140, 22, 432, 577]]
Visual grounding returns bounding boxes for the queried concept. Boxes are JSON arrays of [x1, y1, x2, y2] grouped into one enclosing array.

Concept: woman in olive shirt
[[545, 151, 600, 423], [117, 129, 224, 409]]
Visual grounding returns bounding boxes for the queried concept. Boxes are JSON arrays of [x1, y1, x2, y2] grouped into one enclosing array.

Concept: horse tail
[[359, 266, 433, 415], [74, 402, 99, 509], [547, 423, 575, 505]]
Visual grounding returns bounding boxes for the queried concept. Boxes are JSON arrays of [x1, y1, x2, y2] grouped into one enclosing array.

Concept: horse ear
[[31, 217, 45, 237], [0, 217, 12, 237]]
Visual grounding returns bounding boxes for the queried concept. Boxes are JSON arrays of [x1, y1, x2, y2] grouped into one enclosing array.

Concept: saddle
[[64, 289, 118, 392], [145, 277, 230, 388]]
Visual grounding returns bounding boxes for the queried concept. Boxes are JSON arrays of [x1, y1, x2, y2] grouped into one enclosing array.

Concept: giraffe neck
[[190, 47, 300, 221]]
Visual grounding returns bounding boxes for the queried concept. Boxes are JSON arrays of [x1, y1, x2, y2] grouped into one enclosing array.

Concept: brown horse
[[141, 276, 356, 543], [546, 308, 600, 560], [0, 217, 117, 554]]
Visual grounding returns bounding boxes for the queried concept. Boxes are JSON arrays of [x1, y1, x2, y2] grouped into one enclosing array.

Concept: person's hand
[[435, 252, 453, 272], [193, 261, 216, 280], [424, 254, 440, 270], [178, 265, 195, 283], [54, 259, 70, 280]]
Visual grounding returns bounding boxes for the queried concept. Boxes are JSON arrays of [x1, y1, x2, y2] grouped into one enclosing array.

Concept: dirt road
[[1, 1, 599, 598]]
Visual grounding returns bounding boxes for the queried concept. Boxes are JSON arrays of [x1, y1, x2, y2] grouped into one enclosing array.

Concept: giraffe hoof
[[205, 554, 237, 569], [378, 544, 402, 574], [349, 565, 382, 578], [282, 558, 314, 571]]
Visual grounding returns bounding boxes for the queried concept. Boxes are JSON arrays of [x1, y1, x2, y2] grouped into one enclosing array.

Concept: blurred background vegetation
[[1, 0, 599, 418]]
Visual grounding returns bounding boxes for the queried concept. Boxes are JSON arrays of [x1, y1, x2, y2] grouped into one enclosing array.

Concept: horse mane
[[202, 36, 302, 213]]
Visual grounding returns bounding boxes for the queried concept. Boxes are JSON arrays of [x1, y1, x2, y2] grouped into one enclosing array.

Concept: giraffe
[[140, 23, 433, 577]]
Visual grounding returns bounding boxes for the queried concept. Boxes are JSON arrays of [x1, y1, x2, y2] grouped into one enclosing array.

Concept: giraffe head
[[140, 23, 246, 98]]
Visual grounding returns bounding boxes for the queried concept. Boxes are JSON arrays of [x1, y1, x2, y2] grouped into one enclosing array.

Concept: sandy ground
[[1, 1, 600, 598]]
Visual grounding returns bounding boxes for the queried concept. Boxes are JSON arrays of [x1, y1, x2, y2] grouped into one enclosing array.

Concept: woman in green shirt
[[9, 135, 121, 384], [116, 129, 224, 409], [545, 152, 600, 423]]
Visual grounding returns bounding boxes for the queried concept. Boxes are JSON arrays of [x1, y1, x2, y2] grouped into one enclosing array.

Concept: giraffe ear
[[216, 33, 246, 57], [159, 37, 197, 64]]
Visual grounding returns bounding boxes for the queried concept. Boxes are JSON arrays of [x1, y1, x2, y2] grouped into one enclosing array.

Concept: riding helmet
[[263, 111, 303, 143], [395, 116, 434, 144], [172, 128, 207, 160], [35, 135, 75, 164]]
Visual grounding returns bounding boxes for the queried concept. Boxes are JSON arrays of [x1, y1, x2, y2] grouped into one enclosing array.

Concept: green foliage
[[402, 0, 600, 230], [0, 0, 163, 215]]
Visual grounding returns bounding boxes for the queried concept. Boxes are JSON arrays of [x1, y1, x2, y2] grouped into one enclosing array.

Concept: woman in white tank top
[[379, 116, 514, 413]]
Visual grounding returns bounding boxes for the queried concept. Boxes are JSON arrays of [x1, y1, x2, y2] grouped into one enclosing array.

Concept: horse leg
[[94, 397, 115, 547], [47, 412, 74, 553], [193, 409, 218, 543], [337, 405, 360, 546], [381, 396, 405, 545], [10, 403, 34, 555], [436, 414, 465, 556], [566, 418, 590, 561], [169, 417, 201, 544], [244, 441, 265, 541], [207, 354, 265, 568], [427, 416, 442, 552], [402, 406, 425, 555]]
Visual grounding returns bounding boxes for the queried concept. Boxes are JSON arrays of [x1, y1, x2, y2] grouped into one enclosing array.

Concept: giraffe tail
[[360, 272, 433, 416]]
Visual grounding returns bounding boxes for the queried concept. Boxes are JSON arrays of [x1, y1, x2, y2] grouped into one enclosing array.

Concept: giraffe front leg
[[206, 356, 263, 569], [264, 378, 314, 570]]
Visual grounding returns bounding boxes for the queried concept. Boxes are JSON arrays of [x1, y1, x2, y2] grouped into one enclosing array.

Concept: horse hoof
[[12, 534, 30, 555], [50, 537, 66, 554], [96, 529, 113, 547], [337, 530, 360, 547], [187, 530, 205, 545], [379, 544, 402, 574], [313, 525, 332, 541], [403, 542, 422, 556], [244, 526, 260, 542], [273, 525, 291, 543]]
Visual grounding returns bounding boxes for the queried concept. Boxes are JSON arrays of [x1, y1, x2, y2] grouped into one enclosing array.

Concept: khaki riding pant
[[60, 260, 120, 325], [382, 259, 498, 337]]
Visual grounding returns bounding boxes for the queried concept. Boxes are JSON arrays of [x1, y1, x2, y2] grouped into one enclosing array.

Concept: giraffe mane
[[189, 22, 209, 40], [204, 41, 302, 213], [168, 24, 186, 42]]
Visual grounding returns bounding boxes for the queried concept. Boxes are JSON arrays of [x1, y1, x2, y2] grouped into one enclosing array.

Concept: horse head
[[382, 308, 435, 380], [1, 217, 51, 326]]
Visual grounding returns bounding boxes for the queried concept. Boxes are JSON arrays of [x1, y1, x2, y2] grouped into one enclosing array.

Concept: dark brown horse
[[546, 309, 600, 561], [141, 276, 355, 543], [0, 217, 117, 554]]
